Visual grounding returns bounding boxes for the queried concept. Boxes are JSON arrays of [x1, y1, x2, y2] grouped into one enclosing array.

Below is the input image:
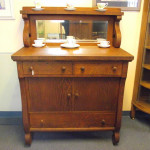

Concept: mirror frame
[[21, 7, 123, 48]]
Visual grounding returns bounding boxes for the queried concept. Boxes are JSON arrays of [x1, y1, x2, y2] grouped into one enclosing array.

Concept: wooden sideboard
[[11, 7, 133, 145]]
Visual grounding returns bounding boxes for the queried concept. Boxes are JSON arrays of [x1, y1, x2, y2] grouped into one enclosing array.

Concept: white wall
[[0, 0, 143, 111]]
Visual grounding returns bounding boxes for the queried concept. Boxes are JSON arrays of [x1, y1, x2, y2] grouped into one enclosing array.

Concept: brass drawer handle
[[101, 119, 106, 126], [80, 67, 85, 72], [67, 93, 71, 99], [29, 66, 34, 76], [62, 66, 66, 72], [112, 66, 117, 72]]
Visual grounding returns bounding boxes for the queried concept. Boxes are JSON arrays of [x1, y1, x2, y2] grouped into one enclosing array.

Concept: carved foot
[[25, 133, 32, 145], [112, 131, 120, 145], [130, 105, 136, 119]]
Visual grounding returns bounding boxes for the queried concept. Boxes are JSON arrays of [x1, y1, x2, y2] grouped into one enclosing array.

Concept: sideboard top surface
[[11, 46, 133, 61]]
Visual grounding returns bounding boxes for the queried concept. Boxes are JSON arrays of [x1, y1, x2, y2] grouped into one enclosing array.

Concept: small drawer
[[74, 62, 122, 76], [30, 112, 115, 128], [23, 62, 72, 75]]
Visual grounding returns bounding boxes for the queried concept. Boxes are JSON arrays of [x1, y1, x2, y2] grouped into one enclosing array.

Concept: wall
[[0, 0, 143, 111]]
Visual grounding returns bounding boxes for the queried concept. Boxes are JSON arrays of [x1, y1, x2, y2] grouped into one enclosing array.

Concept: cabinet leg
[[112, 131, 120, 145], [25, 132, 32, 145], [130, 104, 136, 120]]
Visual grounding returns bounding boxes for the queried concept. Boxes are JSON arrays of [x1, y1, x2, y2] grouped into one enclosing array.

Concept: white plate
[[32, 44, 45, 47], [95, 9, 106, 12], [97, 44, 110, 48], [32, 8, 44, 11], [60, 44, 80, 49], [64, 7, 76, 11]]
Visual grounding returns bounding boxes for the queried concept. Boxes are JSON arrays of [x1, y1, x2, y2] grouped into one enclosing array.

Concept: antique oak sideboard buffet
[[11, 7, 133, 145]]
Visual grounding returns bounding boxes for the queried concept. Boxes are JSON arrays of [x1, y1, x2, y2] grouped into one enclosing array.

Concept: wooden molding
[[23, 19, 30, 47], [113, 16, 122, 48]]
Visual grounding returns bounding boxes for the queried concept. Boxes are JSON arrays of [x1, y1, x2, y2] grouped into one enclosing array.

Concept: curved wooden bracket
[[113, 16, 122, 48], [23, 14, 30, 47]]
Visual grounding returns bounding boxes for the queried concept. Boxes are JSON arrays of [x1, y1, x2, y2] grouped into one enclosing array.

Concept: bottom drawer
[[30, 112, 115, 128]]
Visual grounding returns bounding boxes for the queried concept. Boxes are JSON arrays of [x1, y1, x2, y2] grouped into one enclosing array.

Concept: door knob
[[67, 93, 71, 99], [75, 93, 79, 98]]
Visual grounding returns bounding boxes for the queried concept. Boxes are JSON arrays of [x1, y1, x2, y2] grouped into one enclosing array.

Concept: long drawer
[[30, 112, 115, 128], [23, 62, 72, 75], [74, 62, 122, 76]]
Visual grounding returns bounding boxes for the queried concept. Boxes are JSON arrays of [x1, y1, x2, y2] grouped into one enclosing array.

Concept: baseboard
[[0, 111, 22, 125], [0, 111, 22, 118], [0, 111, 131, 125]]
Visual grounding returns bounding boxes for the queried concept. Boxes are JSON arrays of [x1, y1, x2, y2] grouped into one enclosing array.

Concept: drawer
[[30, 112, 115, 128], [23, 62, 72, 75], [74, 62, 122, 76]]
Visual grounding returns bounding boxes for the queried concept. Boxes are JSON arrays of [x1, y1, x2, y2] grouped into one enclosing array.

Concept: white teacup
[[97, 3, 108, 9], [34, 40, 43, 45], [34, 0, 41, 8], [66, 36, 76, 45], [66, 3, 74, 8], [100, 41, 110, 46]]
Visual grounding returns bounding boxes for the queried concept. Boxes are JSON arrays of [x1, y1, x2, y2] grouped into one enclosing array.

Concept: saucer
[[64, 7, 76, 11], [32, 44, 45, 47], [32, 8, 44, 11], [97, 44, 110, 48], [60, 43, 80, 49], [95, 9, 106, 12]]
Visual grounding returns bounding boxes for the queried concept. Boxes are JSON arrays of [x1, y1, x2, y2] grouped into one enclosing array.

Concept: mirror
[[36, 20, 108, 42]]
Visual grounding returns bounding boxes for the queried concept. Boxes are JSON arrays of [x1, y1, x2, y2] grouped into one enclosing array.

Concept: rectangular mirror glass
[[36, 20, 108, 42]]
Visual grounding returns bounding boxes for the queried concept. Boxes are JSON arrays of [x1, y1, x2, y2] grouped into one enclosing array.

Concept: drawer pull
[[62, 66, 66, 72], [40, 120, 44, 127], [112, 66, 117, 72], [29, 67, 34, 76], [101, 119, 106, 126], [67, 93, 71, 99], [80, 67, 85, 72]]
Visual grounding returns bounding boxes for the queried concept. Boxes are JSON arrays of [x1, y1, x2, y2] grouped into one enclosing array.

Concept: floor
[[0, 115, 150, 150]]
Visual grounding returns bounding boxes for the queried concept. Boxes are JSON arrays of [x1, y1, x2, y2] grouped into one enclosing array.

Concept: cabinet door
[[73, 78, 120, 111], [27, 78, 72, 112]]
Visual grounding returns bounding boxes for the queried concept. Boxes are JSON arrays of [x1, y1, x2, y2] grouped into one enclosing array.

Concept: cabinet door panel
[[73, 78, 120, 111], [27, 78, 72, 112]]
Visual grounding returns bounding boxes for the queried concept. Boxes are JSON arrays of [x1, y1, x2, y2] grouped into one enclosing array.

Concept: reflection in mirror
[[36, 20, 108, 42]]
